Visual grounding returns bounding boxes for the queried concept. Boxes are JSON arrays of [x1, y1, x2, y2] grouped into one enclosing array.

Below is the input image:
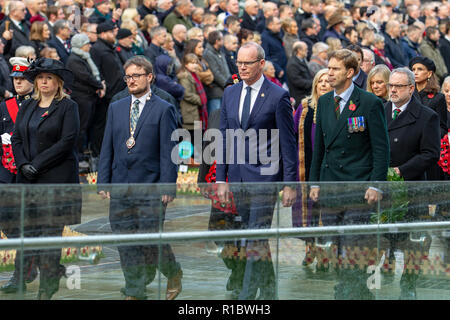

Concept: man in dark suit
[[347, 44, 368, 90], [383, 20, 408, 68], [216, 42, 297, 300], [384, 68, 440, 299], [47, 20, 71, 65], [261, 16, 287, 82], [98, 56, 182, 300], [286, 41, 313, 109], [0, 1, 33, 60], [309, 49, 390, 300], [89, 21, 126, 168], [240, 0, 262, 32], [143, 26, 168, 66]]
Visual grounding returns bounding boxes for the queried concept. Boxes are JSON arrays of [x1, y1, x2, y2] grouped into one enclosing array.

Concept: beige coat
[[178, 71, 202, 130]]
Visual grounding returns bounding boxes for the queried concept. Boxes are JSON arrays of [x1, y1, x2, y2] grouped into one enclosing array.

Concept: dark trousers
[[109, 197, 181, 299], [71, 94, 97, 155], [231, 185, 278, 300], [89, 96, 110, 158]]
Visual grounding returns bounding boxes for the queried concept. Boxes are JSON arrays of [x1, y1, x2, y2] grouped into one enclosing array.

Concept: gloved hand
[[21, 164, 38, 180], [1, 133, 11, 145]]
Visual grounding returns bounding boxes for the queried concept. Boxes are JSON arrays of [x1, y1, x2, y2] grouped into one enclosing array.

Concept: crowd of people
[[0, 0, 450, 301], [0, 0, 447, 172]]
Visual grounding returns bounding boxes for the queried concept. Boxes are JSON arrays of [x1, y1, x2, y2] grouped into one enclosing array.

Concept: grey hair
[[362, 48, 374, 64], [263, 60, 274, 71], [54, 20, 69, 35], [312, 42, 329, 56], [15, 45, 36, 58], [390, 67, 415, 86], [373, 33, 384, 44], [149, 26, 167, 39], [239, 41, 265, 60], [442, 76, 450, 92]]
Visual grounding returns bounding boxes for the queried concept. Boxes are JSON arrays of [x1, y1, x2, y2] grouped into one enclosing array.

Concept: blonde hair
[[301, 68, 330, 123], [187, 27, 203, 41], [121, 8, 140, 22], [367, 64, 390, 100], [32, 74, 68, 101], [120, 20, 138, 33]]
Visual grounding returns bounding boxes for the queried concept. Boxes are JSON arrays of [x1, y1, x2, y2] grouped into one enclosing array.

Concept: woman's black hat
[[24, 58, 74, 86], [409, 56, 436, 73]]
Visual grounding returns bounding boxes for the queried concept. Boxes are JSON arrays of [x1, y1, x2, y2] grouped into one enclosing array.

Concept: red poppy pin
[[349, 100, 356, 111], [41, 111, 49, 120], [232, 74, 239, 84], [428, 93, 434, 99], [116, 46, 121, 52]]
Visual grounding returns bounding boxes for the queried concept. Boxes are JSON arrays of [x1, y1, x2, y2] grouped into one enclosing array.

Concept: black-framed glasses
[[236, 59, 261, 67], [123, 73, 147, 82], [387, 83, 411, 89]]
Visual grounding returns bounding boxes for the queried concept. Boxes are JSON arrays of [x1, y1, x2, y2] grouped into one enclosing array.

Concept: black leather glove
[[21, 164, 38, 180]]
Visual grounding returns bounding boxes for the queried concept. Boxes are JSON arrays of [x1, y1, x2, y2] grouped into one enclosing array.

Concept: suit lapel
[[388, 98, 419, 131], [244, 78, 270, 130], [38, 99, 60, 129], [21, 99, 38, 132], [233, 82, 243, 127], [385, 102, 393, 127], [326, 86, 360, 148]]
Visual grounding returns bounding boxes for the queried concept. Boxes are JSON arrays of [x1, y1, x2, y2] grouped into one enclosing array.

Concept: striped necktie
[[393, 108, 401, 120], [130, 100, 140, 133], [334, 96, 342, 119]]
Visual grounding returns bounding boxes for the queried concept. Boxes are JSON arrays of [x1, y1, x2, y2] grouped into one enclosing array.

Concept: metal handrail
[[0, 221, 449, 251]]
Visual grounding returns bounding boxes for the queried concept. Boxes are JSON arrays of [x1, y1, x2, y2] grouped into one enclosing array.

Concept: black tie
[[241, 86, 252, 128]]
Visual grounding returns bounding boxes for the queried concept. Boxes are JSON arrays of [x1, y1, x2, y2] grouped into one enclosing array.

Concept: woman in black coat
[[66, 33, 104, 163], [410, 56, 448, 180], [11, 57, 81, 300]]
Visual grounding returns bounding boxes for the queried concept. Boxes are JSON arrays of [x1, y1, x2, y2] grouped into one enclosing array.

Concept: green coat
[[419, 39, 448, 82], [310, 85, 390, 182], [163, 10, 194, 33]]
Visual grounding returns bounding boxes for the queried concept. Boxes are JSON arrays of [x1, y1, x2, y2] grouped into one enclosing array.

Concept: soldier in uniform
[[0, 57, 37, 294]]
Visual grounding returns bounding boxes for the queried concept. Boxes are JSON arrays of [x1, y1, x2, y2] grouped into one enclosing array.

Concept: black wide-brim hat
[[24, 58, 73, 87]]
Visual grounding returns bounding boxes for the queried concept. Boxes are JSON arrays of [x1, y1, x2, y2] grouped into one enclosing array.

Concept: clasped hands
[[309, 186, 382, 205], [217, 183, 297, 207]]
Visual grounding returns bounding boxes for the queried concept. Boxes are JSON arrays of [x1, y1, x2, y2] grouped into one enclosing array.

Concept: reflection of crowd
[[0, 0, 449, 301]]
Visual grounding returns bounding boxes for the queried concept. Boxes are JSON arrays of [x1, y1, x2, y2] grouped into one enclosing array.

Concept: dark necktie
[[241, 86, 252, 128], [334, 96, 342, 119], [64, 40, 71, 53], [393, 108, 401, 120]]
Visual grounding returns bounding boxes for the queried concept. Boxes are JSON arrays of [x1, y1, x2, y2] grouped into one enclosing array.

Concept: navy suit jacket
[[216, 78, 297, 183], [47, 37, 70, 64], [97, 93, 178, 197]]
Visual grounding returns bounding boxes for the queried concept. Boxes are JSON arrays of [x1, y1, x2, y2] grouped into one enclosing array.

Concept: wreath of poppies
[[438, 132, 450, 173], [1, 138, 17, 174]]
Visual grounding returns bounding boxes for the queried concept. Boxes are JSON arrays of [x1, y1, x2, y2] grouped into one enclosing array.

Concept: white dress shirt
[[391, 98, 411, 119], [238, 74, 265, 123], [131, 89, 152, 117], [334, 82, 355, 114]]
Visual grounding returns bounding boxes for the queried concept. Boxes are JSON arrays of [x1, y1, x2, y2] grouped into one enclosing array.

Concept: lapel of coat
[[38, 99, 60, 129], [387, 96, 419, 131], [233, 82, 243, 127], [385, 101, 393, 127], [134, 94, 154, 139], [326, 86, 361, 148], [20, 98, 39, 133], [243, 78, 270, 130]]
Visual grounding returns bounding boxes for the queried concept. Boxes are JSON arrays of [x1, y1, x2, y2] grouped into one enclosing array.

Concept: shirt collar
[[10, 18, 21, 28], [56, 36, 65, 44], [243, 74, 265, 92], [334, 82, 354, 103], [131, 89, 152, 106], [393, 97, 411, 113]]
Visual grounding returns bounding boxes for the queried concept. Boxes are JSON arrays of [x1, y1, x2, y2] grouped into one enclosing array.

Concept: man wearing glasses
[[384, 68, 440, 300], [98, 56, 182, 300], [216, 42, 298, 300]]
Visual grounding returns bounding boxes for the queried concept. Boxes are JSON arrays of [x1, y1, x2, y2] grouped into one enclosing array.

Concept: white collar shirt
[[131, 89, 152, 117], [239, 74, 265, 123]]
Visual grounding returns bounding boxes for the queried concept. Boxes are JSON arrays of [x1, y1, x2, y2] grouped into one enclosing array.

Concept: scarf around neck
[[72, 47, 101, 82]]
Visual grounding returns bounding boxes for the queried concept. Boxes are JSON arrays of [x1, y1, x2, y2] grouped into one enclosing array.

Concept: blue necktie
[[241, 86, 252, 128]]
